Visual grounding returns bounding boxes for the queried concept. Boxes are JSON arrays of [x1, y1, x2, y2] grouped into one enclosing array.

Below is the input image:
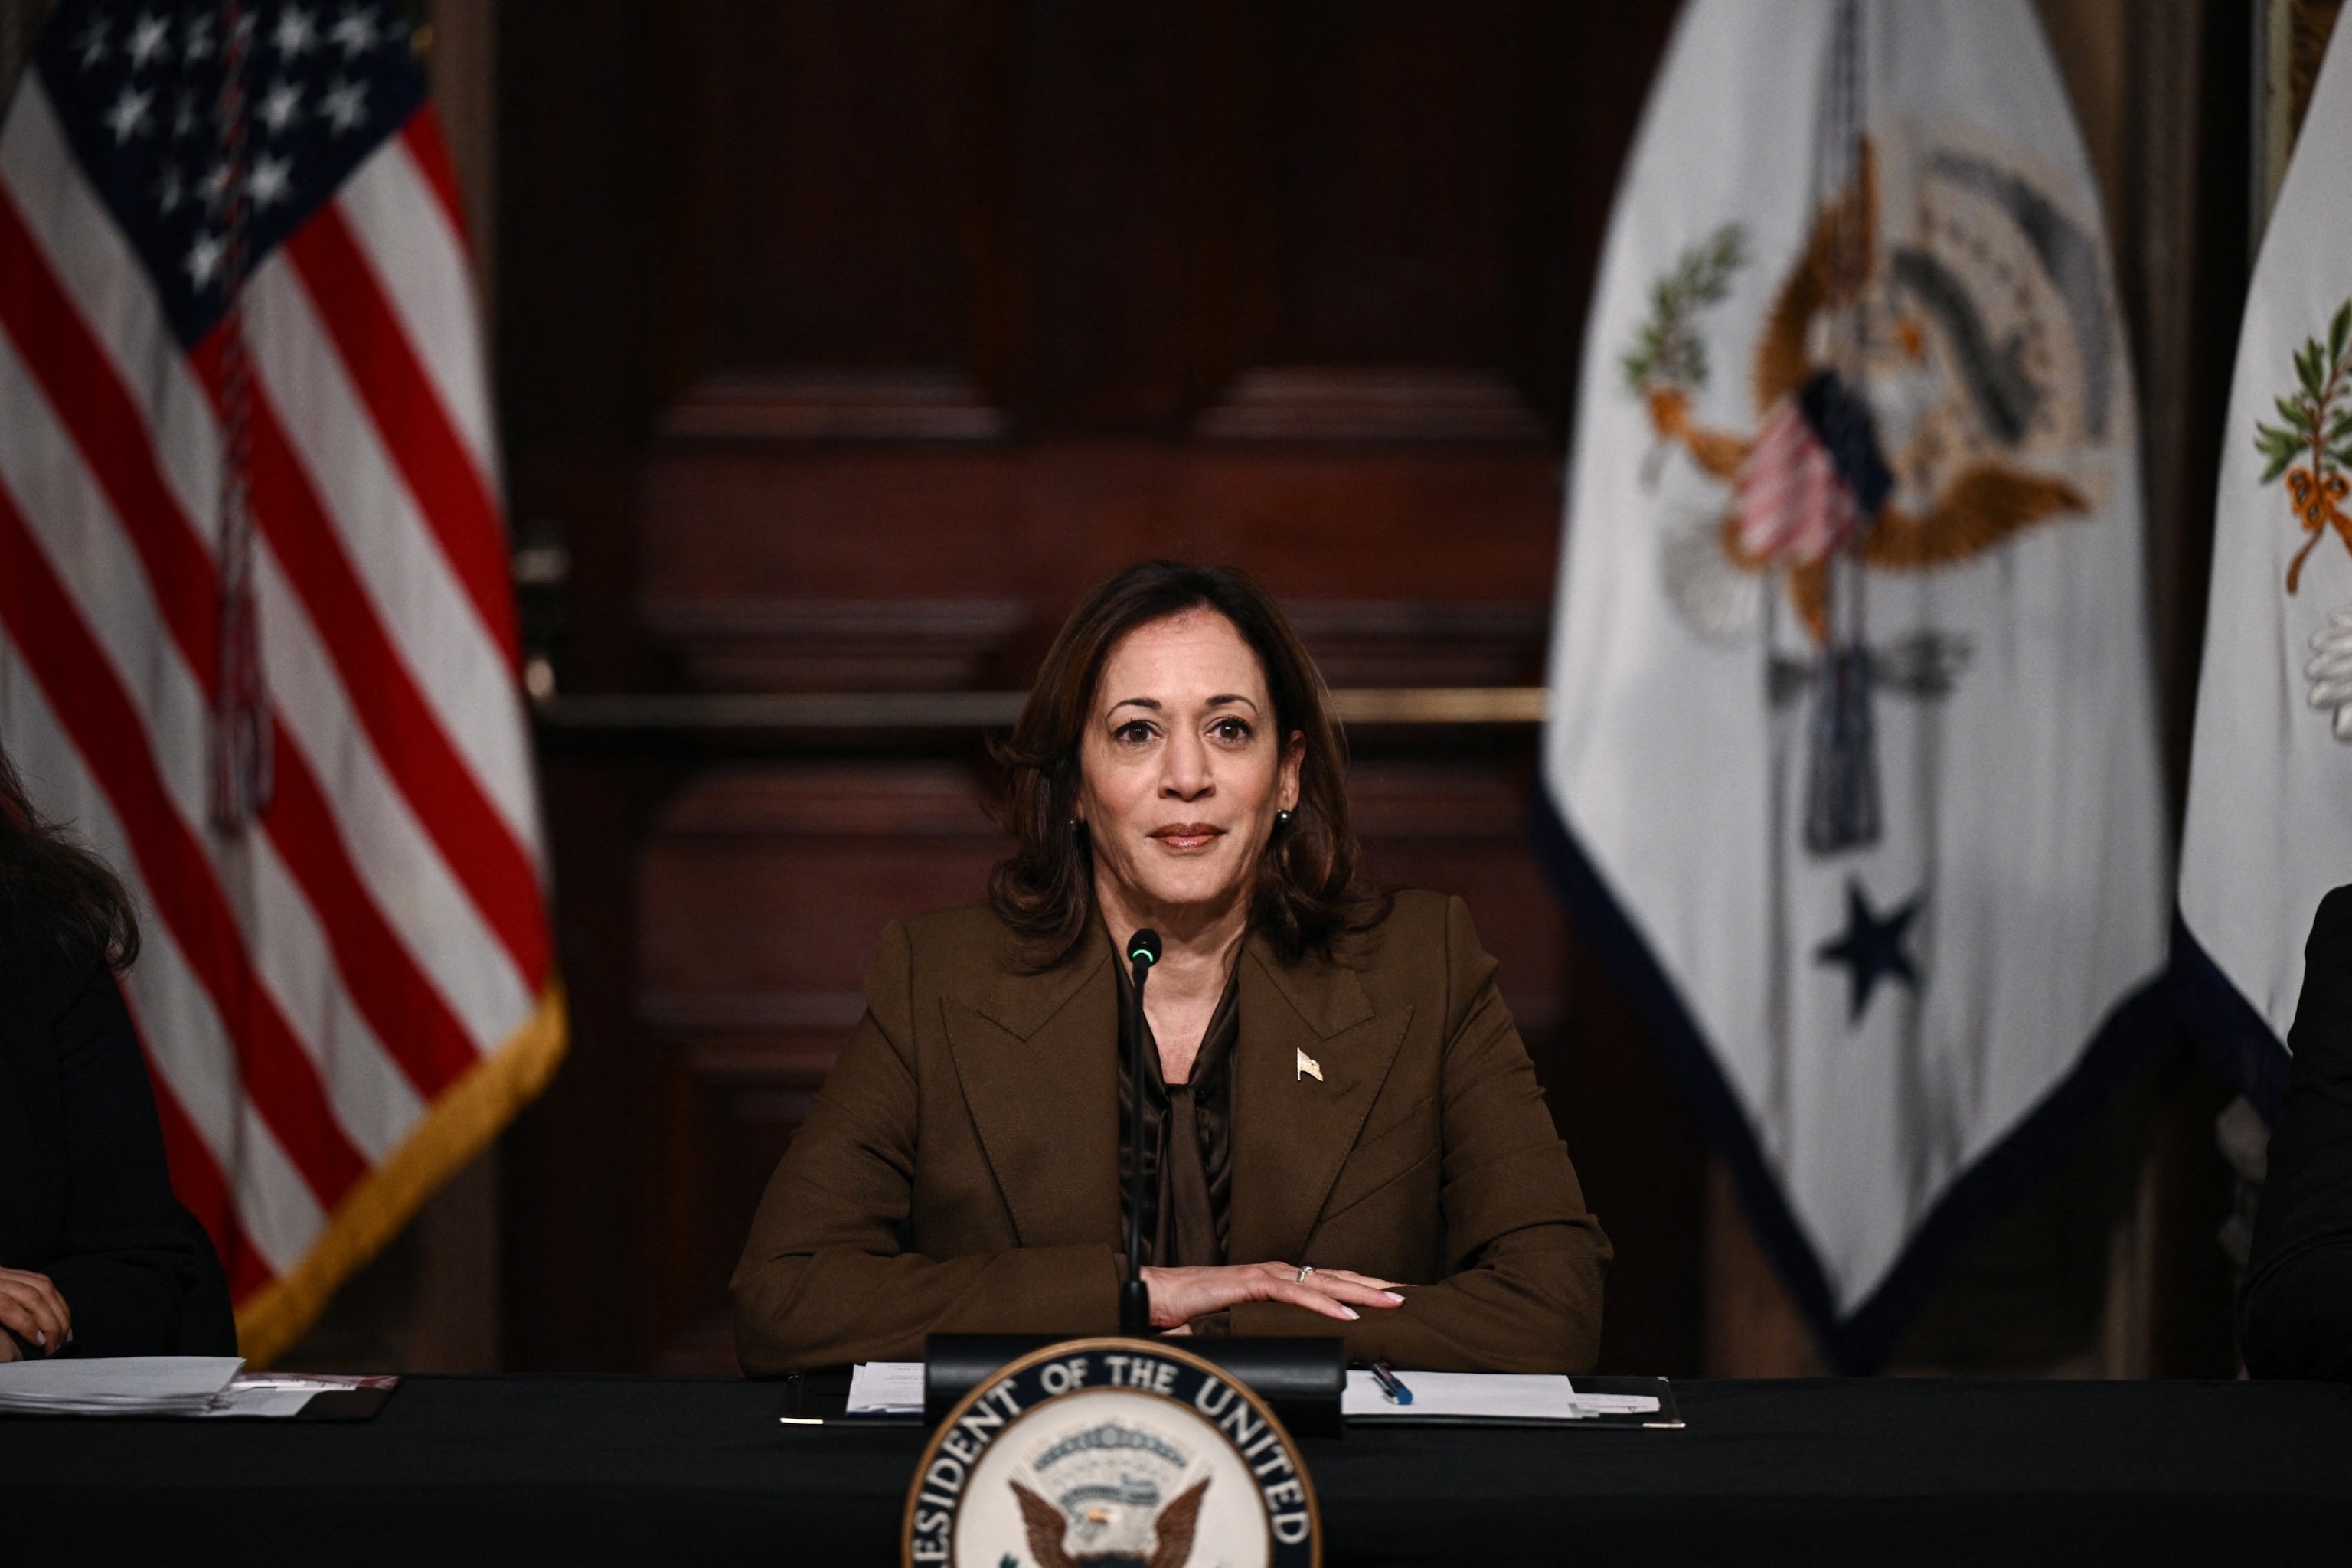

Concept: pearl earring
[[1275, 809, 1294, 828]]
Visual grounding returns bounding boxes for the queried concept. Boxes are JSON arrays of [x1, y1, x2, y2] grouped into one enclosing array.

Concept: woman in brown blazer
[[733, 563, 1610, 1373]]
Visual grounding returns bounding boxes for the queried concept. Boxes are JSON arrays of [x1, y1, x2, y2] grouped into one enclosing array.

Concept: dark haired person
[[0, 752, 234, 1360], [2241, 885, 2352, 1378], [733, 562, 1609, 1372]]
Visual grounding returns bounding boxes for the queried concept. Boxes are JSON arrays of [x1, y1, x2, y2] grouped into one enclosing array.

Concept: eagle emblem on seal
[[1622, 129, 2118, 854], [902, 1341, 1315, 1567], [1009, 1475, 1208, 1568]]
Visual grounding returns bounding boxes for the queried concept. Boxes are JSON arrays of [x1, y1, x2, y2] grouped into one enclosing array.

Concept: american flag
[[1733, 397, 1859, 567], [0, 1, 560, 1362]]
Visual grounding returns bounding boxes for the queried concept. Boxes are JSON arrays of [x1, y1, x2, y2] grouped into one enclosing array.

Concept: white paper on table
[[196, 1374, 381, 1419], [1341, 1370, 1660, 1421], [0, 1356, 243, 1414], [1563, 1388, 1665, 1415], [198, 1384, 322, 1419], [846, 1361, 926, 1415]]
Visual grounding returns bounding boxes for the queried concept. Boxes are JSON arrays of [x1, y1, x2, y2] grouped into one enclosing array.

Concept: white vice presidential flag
[[1539, 0, 2168, 1368], [2176, 20, 2352, 1116]]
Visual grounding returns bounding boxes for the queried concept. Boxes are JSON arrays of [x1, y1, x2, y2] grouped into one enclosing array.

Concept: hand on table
[[1141, 1261, 1404, 1333], [0, 1267, 70, 1360]]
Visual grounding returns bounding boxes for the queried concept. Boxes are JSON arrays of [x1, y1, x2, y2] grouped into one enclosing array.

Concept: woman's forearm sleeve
[[1230, 898, 1611, 1370]]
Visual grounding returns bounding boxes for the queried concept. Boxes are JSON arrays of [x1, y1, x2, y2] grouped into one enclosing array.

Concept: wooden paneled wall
[[494, 0, 2250, 1380], [499, 0, 1697, 1374]]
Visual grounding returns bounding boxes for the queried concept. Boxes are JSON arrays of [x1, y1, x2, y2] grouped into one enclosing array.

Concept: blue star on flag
[[1816, 880, 1923, 1022]]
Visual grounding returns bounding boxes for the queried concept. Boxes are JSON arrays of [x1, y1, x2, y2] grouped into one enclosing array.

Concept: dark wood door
[[495, 0, 1698, 1375]]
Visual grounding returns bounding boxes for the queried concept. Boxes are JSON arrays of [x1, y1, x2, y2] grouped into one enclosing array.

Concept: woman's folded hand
[[0, 1267, 70, 1361], [1140, 1261, 1406, 1331]]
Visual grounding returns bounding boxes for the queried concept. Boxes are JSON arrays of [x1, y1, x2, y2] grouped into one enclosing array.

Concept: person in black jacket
[[2240, 885, 2352, 1379], [0, 750, 233, 1361]]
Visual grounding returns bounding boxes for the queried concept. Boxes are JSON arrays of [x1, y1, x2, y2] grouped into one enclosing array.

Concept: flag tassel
[[1804, 639, 1879, 854]]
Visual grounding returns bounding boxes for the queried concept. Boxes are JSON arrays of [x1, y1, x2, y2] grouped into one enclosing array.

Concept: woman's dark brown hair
[[990, 560, 1390, 968], [0, 746, 140, 970]]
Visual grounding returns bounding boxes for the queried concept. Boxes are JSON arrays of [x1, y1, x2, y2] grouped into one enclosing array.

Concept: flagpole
[[1803, 0, 1882, 856], [207, 0, 271, 832]]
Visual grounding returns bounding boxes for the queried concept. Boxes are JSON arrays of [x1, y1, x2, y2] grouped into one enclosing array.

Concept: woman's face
[[1075, 609, 1303, 930]]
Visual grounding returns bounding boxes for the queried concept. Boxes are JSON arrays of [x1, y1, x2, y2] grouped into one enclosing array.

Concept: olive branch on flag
[[1623, 224, 1748, 487], [1622, 224, 1749, 396], [2256, 299, 2352, 594]]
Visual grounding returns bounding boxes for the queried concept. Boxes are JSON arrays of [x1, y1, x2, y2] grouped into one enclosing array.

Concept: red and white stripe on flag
[[0, 6, 560, 1363]]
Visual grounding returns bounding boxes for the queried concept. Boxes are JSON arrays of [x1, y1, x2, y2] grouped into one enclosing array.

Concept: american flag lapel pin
[[1295, 1049, 1322, 1083]]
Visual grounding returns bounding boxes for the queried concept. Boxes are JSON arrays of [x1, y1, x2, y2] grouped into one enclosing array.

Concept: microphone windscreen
[[1128, 929, 1162, 966]]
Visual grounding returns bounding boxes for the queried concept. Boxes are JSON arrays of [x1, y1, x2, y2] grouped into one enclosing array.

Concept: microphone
[[1121, 928, 1161, 1337]]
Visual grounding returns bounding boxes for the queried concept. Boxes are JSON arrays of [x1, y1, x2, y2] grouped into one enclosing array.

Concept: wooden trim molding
[[650, 763, 1004, 837], [659, 371, 1011, 442], [1194, 368, 1549, 443], [639, 989, 868, 1038], [636, 598, 1547, 692], [1282, 600, 1549, 686], [536, 686, 1547, 734], [640, 598, 1028, 691]]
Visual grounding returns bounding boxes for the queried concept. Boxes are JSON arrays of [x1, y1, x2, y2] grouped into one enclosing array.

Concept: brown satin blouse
[[1117, 963, 1240, 1269]]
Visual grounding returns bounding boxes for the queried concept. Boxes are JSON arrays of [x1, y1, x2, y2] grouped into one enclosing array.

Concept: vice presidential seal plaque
[[902, 1338, 1320, 1567]]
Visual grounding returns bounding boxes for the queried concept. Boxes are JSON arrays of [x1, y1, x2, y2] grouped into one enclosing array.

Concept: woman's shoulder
[[876, 901, 1069, 995], [1331, 887, 1466, 960], [0, 892, 109, 1022], [1269, 890, 1496, 1034], [884, 892, 1485, 995], [2308, 884, 2352, 952], [893, 901, 1019, 961], [1320, 888, 1492, 993], [857, 903, 1110, 1037]]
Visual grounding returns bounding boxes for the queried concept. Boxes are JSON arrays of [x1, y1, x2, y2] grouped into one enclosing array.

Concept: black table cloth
[[5, 1375, 2349, 1564]]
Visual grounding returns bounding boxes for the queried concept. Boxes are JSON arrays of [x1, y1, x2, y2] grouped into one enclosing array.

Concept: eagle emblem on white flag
[[1541, 0, 2167, 1370], [2177, 17, 2352, 1112]]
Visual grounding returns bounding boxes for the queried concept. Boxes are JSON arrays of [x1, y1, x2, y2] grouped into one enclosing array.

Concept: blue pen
[[1369, 1361, 1413, 1406]]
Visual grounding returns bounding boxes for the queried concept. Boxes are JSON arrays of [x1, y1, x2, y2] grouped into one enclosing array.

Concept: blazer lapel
[[1228, 935, 1413, 1266], [942, 924, 1119, 1248]]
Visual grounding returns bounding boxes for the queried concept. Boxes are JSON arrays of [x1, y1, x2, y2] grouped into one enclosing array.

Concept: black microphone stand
[[1120, 929, 1160, 1337]]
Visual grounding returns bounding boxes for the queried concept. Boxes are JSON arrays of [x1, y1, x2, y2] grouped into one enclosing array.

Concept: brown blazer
[[731, 889, 1610, 1373]]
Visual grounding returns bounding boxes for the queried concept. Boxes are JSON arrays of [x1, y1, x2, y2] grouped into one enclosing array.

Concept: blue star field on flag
[[35, 2, 424, 348]]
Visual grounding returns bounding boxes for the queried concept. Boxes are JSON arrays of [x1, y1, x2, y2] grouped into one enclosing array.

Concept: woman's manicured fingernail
[[1382, 1291, 1404, 1303], [1341, 1307, 1359, 1320]]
